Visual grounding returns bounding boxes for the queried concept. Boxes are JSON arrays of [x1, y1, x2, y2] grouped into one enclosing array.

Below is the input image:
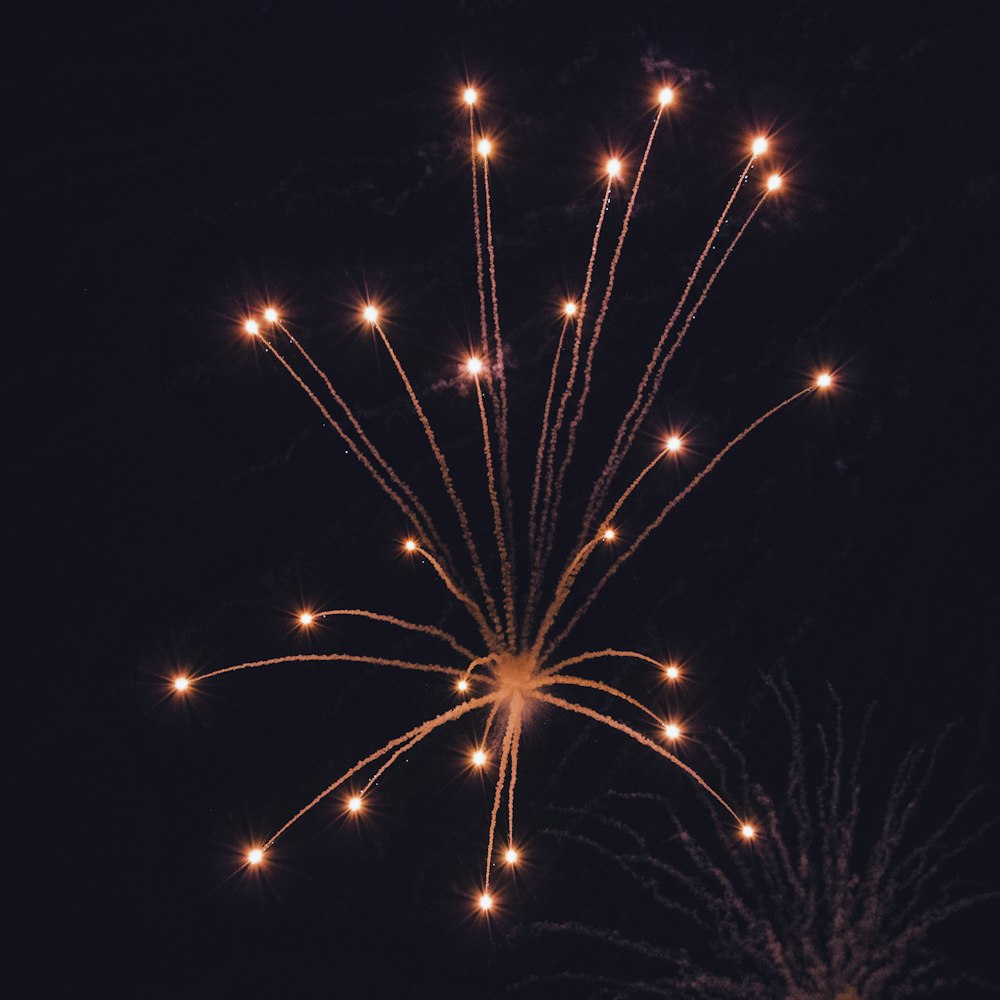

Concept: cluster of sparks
[[171, 83, 834, 915]]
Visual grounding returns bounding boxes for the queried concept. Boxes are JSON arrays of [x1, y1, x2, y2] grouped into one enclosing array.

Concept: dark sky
[[15, 1, 998, 996]]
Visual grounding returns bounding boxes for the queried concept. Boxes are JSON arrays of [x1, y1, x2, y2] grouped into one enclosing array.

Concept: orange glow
[[563, 301, 578, 317], [816, 372, 833, 389], [404, 539, 417, 552], [477, 138, 492, 158], [263, 307, 278, 323], [472, 749, 486, 767], [457, 679, 469, 692], [479, 892, 493, 911], [606, 158, 622, 178], [742, 823, 756, 840], [466, 356, 484, 376], [244, 319, 260, 336], [505, 848, 518, 864], [173, 676, 190, 693], [463, 88, 477, 106], [247, 848, 264, 865], [603, 528, 616, 541], [363, 305, 378, 324], [665, 435, 683, 453], [766, 174, 782, 192], [665, 664, 680, 681], [658, 87, 674, 106], [299, 612, 314, 626], [664, 722, 682, 741], [752, 136, 768, 156], [348, 796, 362, 812]]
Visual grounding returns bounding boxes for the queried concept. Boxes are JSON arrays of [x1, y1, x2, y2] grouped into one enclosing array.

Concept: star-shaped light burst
[[172, 84, 833, 911]]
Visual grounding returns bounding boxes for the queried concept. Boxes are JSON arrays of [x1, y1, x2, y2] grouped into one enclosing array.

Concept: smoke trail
[[315, 609, 476, 660], [375, 321, 504, 640], [543, 106, 667, 579]]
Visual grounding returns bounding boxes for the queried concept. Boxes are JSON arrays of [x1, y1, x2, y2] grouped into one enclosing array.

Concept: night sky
[[16, 1, 998, 996]]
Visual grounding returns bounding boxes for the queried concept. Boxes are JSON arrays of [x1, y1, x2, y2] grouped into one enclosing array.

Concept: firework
[[519, 676, 997, 996], [171, 83, 834, 910]]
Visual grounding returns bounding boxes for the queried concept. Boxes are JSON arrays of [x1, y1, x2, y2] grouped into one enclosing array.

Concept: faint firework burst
[[520, 675, 997, 996], [171, 84, 834, 912]]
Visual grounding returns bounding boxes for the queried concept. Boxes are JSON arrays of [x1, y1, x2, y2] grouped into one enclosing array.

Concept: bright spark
[[816, 372, 833, 389], [173, 676, 190, 692], [472, 749, 486, 767], [563, 301, 578, 317], [658, 87, 674, 106], [299, 612, 314, 626], [466, 356, 484, 376], [665, 435, 683, 453], [264, 307, 278, 323], [767, 174, 782, 192], [606, 158, 622, 178], [478, 138, 492, 158], [247, 848, 264, 865], [479, 893, 493, 911], [363, 305, 379, 324], [603, 528, 616, 541], [664, 723, 682, 741], [665, 664, 680, 680], [348, 796, 362, 812], [742, 823, 756, 840], [752, 136, 768, 156], [244, 319, 260, 336], [457, 679, 469, 692], [505, 848, 518, 864], [404, 539, 417, 552], [464, 88, 477, 106]]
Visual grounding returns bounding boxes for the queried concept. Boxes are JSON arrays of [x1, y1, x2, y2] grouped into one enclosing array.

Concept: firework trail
[[526, 177, 613, 640], [171, 84, 833, 911], [540, 96, 668, 584], [517, 675, 998, 997]]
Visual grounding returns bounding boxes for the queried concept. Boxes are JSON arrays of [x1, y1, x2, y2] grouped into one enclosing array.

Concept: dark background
[[14, 0, 998, 995]]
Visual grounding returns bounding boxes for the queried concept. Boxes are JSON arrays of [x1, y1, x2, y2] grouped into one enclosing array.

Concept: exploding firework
[[519, 675, 998, 996], [170, 84, 834, 910]]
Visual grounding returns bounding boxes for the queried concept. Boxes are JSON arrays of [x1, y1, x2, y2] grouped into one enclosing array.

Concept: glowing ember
[[247, 848, 264, 865], [816, 372, 833, 389], [479, 893, 493, 911], [299, 612, 314, 626], [244, 319, 260, 336], [173, 676, 189, 692], [466, 356, 484, 376], [665, 664, 680, 680], [348, 796, 362, 812], [658, 87, 674, 106], [664, 723, 682, 741], [752, 136, 768, 156], [742, 823, 756, 840], [505, 848, 518, 864], [606, 157, 622, 178], [363, 305, 378, 323], [464, 88, 477, 106], [472, 749, 487, 767], [767, 174, 782, 192], [264, 307, 278, 323], [477, 138, 492, 158], [665, 435, 683, 453], [563, 301, 578, 317]]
